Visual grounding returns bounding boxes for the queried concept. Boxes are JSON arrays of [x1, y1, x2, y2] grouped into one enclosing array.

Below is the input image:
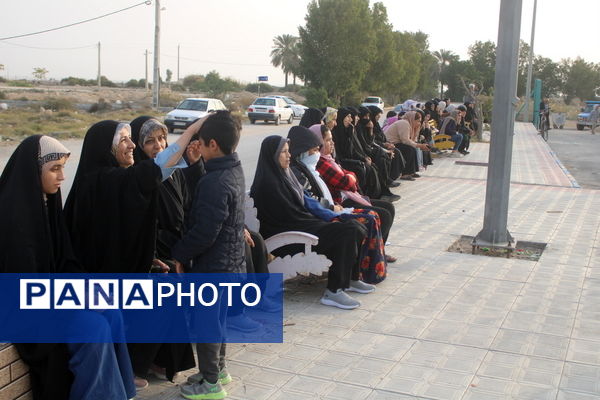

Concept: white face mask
[[300, 152, 320, 170]]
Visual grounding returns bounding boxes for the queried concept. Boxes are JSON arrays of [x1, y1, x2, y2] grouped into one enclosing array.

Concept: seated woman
[[410, 109, 433, 169], [64, 118, 199, 274], [438, 109, 463, 157], [355, 107, 400, 201], [0, 135, 136, 400], [367, 106, 404, 182], [384, 111, 430, 181], [331, 107, 381, 198], [312, 124, 396, 258], [250, 135, 373, 310], [287, 125, 389, 283]]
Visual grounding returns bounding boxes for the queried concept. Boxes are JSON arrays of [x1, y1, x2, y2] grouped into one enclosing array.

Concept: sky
[[1, 0, 598, 87]]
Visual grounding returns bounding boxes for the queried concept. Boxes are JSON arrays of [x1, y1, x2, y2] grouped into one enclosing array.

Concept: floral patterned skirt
[[337, 209, 387, 284]]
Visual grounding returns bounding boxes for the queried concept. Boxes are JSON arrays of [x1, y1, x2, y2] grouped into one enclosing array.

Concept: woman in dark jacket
[[251, 135, 373, 309], [299, 107, 324, 128]]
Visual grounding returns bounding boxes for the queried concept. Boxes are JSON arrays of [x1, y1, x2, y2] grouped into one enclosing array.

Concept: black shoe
[[388, 181, 401, 188], [400, 175, 415, 181], [460, 150, 470, 155], [380, 194, 401, 202], [412, 173, 421, 178]]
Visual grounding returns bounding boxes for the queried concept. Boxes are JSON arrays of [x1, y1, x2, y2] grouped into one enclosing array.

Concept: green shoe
[[187, 369, 232, 386], [180, 380, 227, 400]]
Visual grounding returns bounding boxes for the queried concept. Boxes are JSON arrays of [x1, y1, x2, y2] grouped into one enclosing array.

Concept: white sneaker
[[346, 280, 376, 294], [320, 289, 361, 310]]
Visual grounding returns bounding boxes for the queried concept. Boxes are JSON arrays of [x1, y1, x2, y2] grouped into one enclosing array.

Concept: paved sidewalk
[[139, 123, 600, 400]]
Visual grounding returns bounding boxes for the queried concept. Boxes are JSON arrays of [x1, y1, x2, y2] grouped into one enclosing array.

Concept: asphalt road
[[546, 126, 600, 189], [0, 119, 299, 200]]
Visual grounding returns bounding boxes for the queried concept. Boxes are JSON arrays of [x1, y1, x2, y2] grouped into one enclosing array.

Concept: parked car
[[266, 95, 308, 118], [247, 97, 294, 125], [164, 98, 227, 132], [361, 96, 384, 111], [577, 100, 600, 130]]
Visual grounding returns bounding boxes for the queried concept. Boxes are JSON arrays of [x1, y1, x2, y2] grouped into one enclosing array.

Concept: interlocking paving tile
[[490, 329, 570, 359], [399, 341, 486, 373], [566, 338, 600, 365], [559, 363, 600, 396], [501, 311, 574, 337]]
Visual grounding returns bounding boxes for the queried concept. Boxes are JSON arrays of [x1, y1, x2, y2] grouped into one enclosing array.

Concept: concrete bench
[[0, 344, 32, 400], [244, 192, 331, 280]]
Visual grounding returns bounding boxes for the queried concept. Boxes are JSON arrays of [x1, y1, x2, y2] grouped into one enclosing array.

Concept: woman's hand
[[244, 228, 255, 247], [186, 140, 202, 165], [333, 204, 344, 212], [152, 258, 170, 273]]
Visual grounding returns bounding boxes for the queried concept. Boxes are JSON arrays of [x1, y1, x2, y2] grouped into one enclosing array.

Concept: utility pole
[[474, 0, 523, 248], [524, 0, 538, 122], [152, 0, 161, 109], [145, 50, 149, 91], [97, 42, 101, 87], [177, 44, 180, 82]]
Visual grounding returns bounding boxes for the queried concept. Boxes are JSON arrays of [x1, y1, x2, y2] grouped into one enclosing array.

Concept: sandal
[[385, 255, 397, 263]]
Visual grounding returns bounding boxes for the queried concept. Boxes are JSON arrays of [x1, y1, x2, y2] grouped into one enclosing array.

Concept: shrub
[[300, 87, 336, 108], [43, 97, 75, 111], [8, 80, 33, 88], [61, 76, 96, 86], [0, 91, 6, 100], [89, 98, 111, 113], [245, 83, 274, 93], [282, 84, 302, 92]]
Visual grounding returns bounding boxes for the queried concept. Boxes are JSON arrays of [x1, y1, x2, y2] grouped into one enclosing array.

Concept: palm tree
[[270, 34, 299, 87], [433, 49, 458, 98]]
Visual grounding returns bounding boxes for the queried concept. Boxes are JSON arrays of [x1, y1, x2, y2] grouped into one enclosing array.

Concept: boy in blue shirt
[[172, 111, 245, 399]]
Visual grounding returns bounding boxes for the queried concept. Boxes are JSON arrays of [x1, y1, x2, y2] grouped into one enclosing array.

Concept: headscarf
[[299, 108, 324, 128], [288, 125, 323, 158], [437, 101, 446, 114], [250, 136, 328, 239], [64, 120, 161, 273], [402, 111, 421, 141], [439, 110, 461, 135], [288, 125, 331, 202]]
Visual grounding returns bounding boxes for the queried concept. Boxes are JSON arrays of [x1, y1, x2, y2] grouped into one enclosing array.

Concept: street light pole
[[524, 0, 538, 122], [152, 0, 161, 109], [475, 0, 523, 247], [97, 42, 101, 87]]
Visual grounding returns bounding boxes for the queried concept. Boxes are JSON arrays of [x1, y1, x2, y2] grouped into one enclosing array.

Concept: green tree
[[433, 49, 459, 98], [468, 40, 496, 94], [182, 74, 205, 91], [298, 0, 375, 104], [410, 31, 438, 100], [533, 56, 562, 98], [203, 71, 241, 98], [392, 31, 421, 101], [444, 60, 479, 101], [32, 67, 48, 81], [561, 58, 600, 102], [270, 34, 299, 87]]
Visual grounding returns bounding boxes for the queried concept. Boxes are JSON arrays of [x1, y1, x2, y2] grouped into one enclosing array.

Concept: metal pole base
[[472, 231, 515, 258]]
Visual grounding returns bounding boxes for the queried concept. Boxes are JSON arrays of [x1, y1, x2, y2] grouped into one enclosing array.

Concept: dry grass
[[0, 108, 159, 143]]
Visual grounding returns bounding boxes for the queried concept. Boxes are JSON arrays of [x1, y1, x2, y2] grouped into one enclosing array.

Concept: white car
[[247, 97, 294, 125], [164, 98, 227, 132], [266, 95, 308, 118], [361, 96, 385, 111]]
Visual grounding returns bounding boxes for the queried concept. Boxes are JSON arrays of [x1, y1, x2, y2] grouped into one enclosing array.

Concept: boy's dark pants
[[196, 342, 226, 383]]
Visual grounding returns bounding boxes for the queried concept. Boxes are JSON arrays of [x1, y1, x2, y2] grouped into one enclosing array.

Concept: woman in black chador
[[0, 135, 136, 399]]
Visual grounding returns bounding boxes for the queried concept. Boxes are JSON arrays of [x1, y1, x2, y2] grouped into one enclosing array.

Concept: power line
[[0, 1, 152, 41]]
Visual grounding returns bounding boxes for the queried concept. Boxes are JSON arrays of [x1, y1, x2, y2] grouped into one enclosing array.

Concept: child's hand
[[186, 140, 202, 165]]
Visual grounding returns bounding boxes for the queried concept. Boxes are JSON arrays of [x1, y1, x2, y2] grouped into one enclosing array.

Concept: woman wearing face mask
[[287, 126, 388, 283], [0, 135, 136, 400], [251, 135, 372, 309]]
